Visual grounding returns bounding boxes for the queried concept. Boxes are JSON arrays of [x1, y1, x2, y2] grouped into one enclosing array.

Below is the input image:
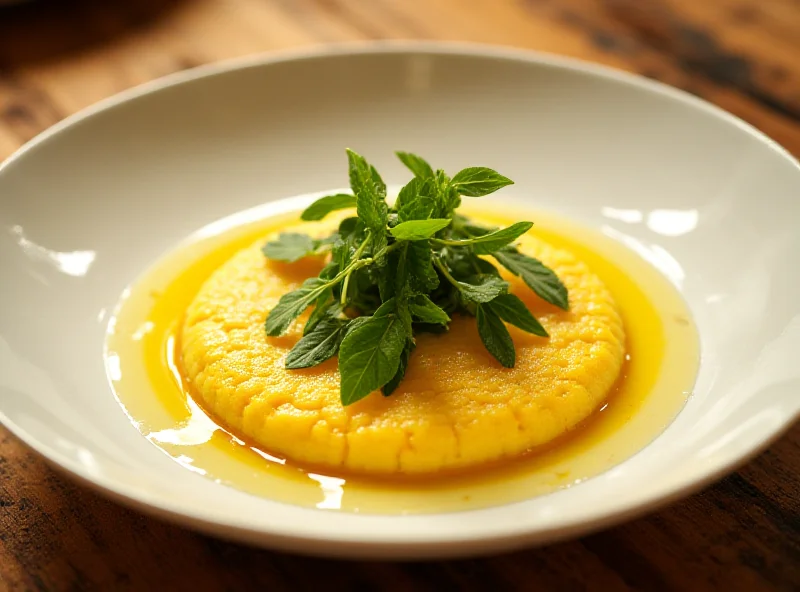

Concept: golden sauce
[[105, 205, 699, 514]]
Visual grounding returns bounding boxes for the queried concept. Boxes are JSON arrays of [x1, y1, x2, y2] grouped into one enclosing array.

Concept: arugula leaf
[[488, 293, 548, 337], [436, 221, 533, 254], [477, 304, 515, 368], [493, 248, 569, 310], [346, 148, 388, 234], [301, 194, 357, 221], [451, 167, 514, 197], [396, 151, 434, 179], [456, 274, 509, 303], [390, 218, 451, 241], [265, 277, 327, 336], [382, 339, 415, 396], [409, 294, 450, 325], [338, 308, 407, 405], [285, 319, 345, 369], [262, 233, 317, 263]]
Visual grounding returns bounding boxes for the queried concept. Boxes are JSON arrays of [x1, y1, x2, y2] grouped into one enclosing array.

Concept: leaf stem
[[341, 232, 371, 305], [433, 256, 461, 290]]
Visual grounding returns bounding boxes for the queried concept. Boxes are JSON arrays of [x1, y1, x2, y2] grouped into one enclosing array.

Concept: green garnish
[[263, 149, 569, 405]]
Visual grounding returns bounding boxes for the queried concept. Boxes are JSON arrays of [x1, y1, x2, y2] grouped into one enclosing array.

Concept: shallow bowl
[[1, 42, 798, 559]]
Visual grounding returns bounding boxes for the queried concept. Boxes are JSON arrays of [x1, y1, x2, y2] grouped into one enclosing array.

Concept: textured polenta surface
[[181, 218, 625, 475]]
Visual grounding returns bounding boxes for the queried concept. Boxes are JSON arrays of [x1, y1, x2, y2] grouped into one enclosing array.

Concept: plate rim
[[1, 40, 799, 558]]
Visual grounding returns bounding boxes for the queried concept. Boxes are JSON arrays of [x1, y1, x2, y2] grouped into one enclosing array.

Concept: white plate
[[1, 42, 798, 559]]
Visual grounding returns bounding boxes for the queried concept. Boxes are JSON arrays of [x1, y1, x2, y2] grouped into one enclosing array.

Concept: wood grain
[[0, 0, 798, 590]]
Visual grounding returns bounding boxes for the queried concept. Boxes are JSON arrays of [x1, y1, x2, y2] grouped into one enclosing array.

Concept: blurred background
[[0, 0, 798, 162]]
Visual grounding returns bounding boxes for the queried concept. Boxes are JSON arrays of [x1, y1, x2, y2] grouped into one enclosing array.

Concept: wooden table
[[1, 0, 798, 589]]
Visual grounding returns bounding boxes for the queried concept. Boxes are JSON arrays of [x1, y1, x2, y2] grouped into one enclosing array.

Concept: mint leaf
[[488, 293, 548, 337], [396, 151, 434, 179], [477, 304, 515, 368], [494, 248, 569, 310], [398, 196, 435, 223], [457, 274, 508, 303], [346, 148, 387, 234], [409, 294, 450, 325], [301, 194, 357, 221], [371, 165, 387, 200], [263, 149, 568, 402], [408, 241, 439, 292], [265, 277, 327, 336], [390, 218, 451, 241], [285, 319, 345, 369], [433, 169, 461, 217], [261, 233, 317, 263], [303, 290, 334, 335], [451, 167, 514, 197], [339, 310, 407, 405], [382, 339, 415, 396], [437, 221, 533, 254]]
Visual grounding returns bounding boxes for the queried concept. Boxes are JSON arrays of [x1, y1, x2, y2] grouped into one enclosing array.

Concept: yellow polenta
[[181, 217, 625, 475]]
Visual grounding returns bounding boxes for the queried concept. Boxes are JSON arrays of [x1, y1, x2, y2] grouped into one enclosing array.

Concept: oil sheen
[[105, 205, 699, 514]]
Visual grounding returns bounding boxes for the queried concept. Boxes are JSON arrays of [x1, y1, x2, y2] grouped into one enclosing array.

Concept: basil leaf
[[488, 293, 548, 337], [390, 218, 451, 241], [338, 311, 407, 405], [265, 277, 327, 336], [346, 148, 388, 234], [409, 294, 450, 325], [493, 248, 569, 310], [477, 304, 515, 368], [261, 233, 317, 263], [396, 151, 434, 179], [285, 319, 345, 369], [457, 274, 509, 303], [382, 339, 416, 396], [301, 194, 357, 221], [440, 221, 533, 254], [451, 167, 514, 197]]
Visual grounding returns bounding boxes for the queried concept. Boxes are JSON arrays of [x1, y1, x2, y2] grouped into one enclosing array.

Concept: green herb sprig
[[262, 149, 569, 405]]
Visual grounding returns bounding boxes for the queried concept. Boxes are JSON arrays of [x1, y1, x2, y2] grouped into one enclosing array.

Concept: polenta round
[[181, 218, 626, 475]]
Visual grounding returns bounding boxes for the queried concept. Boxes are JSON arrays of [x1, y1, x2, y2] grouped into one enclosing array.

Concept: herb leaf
[[477, 304, 515, 367], [451, 167, 514, 197], [457, 274, 509, 303], [262, 149, 567, 404], [390, 218, 451, 241], [436, 221, 533, 254], [409, 294, 450, 325], [265, 277, 327, 336], [285, 319, 345, 369], [493, 248, 569, 310], [304, 290, 334, 335], [261, 233, 318, 263], [339, 309, 407, 405], [488, 293, 548, 337], [382, 339, 415, 396], [301, 194, 357, 221], [396, 151, 434, 179], [408, 241, 439, 292], [346, 148, 387, 234]]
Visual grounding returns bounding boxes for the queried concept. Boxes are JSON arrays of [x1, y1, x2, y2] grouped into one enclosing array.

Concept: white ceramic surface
[[1, 43, 798, 559]]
